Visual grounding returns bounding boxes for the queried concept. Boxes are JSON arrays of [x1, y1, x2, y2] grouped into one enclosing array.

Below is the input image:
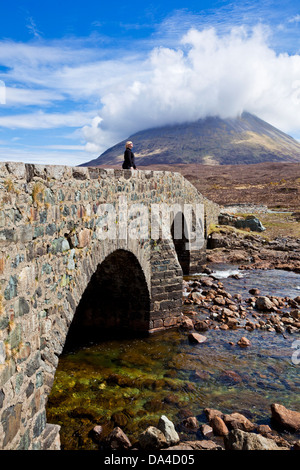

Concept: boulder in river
[[271, 403, 300, 432], [157, 415, 180, 446], [237, 337, 251, 347], [255, 296, 275, 311], [188, 333, 207, 344], [224, 429, 287, 450], [106, 427, 132, 450], [139, 426, 168, 450]]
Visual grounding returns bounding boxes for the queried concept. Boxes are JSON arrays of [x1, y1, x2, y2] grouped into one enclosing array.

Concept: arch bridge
[[0, 162, 219, 449]]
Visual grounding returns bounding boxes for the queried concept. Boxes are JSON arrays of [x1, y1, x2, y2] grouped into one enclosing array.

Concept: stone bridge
[[0, 162, 219, 450]]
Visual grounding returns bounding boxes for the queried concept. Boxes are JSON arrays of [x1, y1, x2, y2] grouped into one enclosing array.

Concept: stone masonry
[[0, 161, 219, 450]]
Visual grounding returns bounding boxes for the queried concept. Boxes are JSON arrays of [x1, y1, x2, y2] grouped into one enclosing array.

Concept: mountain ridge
[[80, 112, 300, 167]]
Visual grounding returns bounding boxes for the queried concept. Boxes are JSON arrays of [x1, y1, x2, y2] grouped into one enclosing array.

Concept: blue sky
[[1, 0, 300, 166]]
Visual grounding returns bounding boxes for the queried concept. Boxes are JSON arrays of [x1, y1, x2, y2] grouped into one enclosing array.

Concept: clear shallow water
[[46, 265, 300, 450], [194, 264, 300, 299]]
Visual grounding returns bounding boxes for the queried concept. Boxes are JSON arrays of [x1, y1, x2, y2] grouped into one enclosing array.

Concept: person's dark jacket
[[122, 148, 136, 169]]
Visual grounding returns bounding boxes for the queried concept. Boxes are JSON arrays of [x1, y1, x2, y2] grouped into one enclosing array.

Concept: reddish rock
[[194, 320, 209, 331], [237, 336, 251, 347], [180, 317, 194, 330], [190, 292, 205, 303], [271, 403, 300, 432], [184, 310, 198, 315], [200, 424, 213, 439], [188, 332, 207, 344], [181, 416, 199, 429], [256, 424, 272, 436], [227, 318, 239, 329], [223, 412, 255, 432], [193, 369, 210, 380], [214, 296, 226, 306], [210, 415, 229, 436], [221, 370, 243, 383], [106, 427, 132, 450], [249, 288, 260, 295], [204, 408, 223, 422]]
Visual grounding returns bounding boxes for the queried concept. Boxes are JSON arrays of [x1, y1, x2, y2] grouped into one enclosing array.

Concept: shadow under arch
[[63, 249, 151, 352], [171, 211, 190, 275]]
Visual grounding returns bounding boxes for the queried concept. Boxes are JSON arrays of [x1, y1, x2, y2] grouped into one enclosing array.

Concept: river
[[46, 264, 300, 450]]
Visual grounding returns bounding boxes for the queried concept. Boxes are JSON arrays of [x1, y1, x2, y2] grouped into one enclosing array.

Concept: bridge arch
[[63, 249, 151, 351]]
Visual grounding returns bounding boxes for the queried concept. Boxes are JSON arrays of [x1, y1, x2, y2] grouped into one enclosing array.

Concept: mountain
[[80, 112, 300, 167]]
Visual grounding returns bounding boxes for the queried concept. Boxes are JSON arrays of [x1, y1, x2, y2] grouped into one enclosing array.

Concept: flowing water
[[46, 265, 300, 450]]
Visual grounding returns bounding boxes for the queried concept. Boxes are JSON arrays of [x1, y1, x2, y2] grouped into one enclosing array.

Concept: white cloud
[[0, 110, 96, 129], [288, 14, 300, 24], [82, 25, 300, 155], [5, 87, 64, 106], [26, 17, 42, 39]]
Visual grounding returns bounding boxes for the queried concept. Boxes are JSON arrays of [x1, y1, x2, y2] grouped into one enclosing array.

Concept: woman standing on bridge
[[122, 141, 137, 170]]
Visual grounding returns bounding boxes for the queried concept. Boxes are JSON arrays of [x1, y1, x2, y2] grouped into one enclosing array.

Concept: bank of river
[[46, 265, 300, 450]]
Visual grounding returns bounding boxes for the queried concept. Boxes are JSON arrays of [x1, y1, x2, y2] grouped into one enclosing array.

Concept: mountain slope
[[81, 112, 300, 166]]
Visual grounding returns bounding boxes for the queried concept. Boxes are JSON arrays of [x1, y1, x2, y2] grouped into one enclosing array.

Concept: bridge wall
[[0, 162, 219, 449]]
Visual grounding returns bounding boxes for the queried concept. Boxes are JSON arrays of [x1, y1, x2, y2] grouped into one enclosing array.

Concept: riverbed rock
[[190, 292, 205, 304], [139, 426, 168, 450], [221, 370, 243, 384], [224, 429, 285, 450], [194, 320, 209, 331], [204, 408, 224, 422], [237, 337, 251, 347], [157, 415, 180, 446], [164, 440, 222, 451], [200, 424, 214, 438], [271, 403, 300, 432], [255, 296, 275, 311], [256, 424, 273, 436], [180, 316, 194, 330], [290, 309, 300, 320], [249, 288, 260, 295], [188, 332, 207, 344], [180, 416, 199, 430], [90, 425, 104, 444], [223, 412, 255, 432], [210, 415, 229, 436], [106, 427, 132, 450], [227, 318, 240, 329]]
